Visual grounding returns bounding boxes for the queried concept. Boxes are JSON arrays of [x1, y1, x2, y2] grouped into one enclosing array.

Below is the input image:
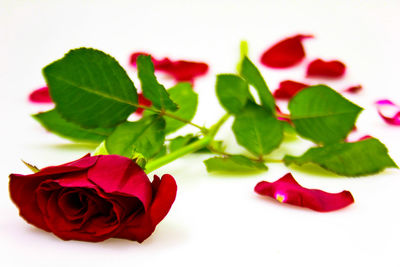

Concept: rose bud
[[9, 154, 177, 243]]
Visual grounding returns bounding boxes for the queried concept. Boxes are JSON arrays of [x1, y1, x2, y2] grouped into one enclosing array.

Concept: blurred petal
[[135, 93, 152, 115], [376, 99, 400, 126], [273, 80, 309, 100], [29, 86, 52, 103], [130, 52, 208, 82], [343, 84, 362, 94], [255, 173, 354, 212], [306, 59, 346, 78], [260, 34, 313, 68]]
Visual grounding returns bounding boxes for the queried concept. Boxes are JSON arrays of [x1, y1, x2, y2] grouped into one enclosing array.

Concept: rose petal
[[87, 155, 153, 210], [273, 80, 310, 100], [135, 93, 152, 115], [260, 34, 313, 68], [29, 86, 52, 103], [130, 52, 208, 82], [306, 59, 346, 78], [376, 99, 400, 126], [255, 173, 354, 212], [149, 174, 177, 226], [343, 84, 362, 94], [115, 174, 176, 243]]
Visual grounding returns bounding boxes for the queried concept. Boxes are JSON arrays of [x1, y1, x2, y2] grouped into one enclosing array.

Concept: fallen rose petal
[[130, 52, 209, 82], [29, 86, 52, 103], [260, 34, 313, 68], [376, 99, 400, 125], [343, 84, 362, 94], [254, 173, 354, 212], [306, 59, 346, 78], [273, 80, 310, 100], [135, 93, 152, 115]]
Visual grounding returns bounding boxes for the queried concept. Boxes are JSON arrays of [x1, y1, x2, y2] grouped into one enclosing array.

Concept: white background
[[1, 0, 400, 266]]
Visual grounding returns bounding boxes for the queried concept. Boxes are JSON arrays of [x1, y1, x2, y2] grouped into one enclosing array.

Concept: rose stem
[[145, 113, 230, 173]]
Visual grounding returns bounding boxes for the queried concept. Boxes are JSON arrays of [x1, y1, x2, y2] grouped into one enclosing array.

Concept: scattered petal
[[135, 93, 152, 115], [254, 173, 354, 212], [260, 34, 313, 68], [376, 99, 400, 125], [275, 105, 292, 123], [306, 59, 346, 78], [343, 84, 362, 94], [130, 52, 209, 82], [273, 80, 310, 100], [29, 86, 52, 103]]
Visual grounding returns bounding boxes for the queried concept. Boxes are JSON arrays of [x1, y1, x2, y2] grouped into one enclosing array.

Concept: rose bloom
[[9, 154, 177, 242]]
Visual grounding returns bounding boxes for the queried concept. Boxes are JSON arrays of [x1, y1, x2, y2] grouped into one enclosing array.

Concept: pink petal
[[29, 86, 53, 103], [306, 59, 346, 78], [342, 84, 362, 94], [273, 80, 310, 100], [260, 34, 313, 68], [255, 173, 354, 212], [130, 52, 209, 82], [375, 99, 400, 125]]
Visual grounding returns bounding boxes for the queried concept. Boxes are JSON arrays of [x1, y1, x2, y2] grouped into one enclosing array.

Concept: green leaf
[[137, 55, 178, 111], [232, 102, 283, 156], [239, 56, 275, 114], [204, 155, 268, 173], [21, 160, 40, 173], [169, 134, 197, 152], [163, 83, 198, 133], [284, 138, 398, 176], [105, 115, 166, 159], [43, 48, 138, 128], [33, 109, 113, 143], [216, 74, 250, 114], [289, 85, 362, 145]]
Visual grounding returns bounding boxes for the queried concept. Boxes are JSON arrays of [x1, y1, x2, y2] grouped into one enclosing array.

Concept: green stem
[[145, 113, 230, 173]]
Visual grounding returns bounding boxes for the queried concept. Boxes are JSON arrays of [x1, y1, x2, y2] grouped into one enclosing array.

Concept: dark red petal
[[29, 86, 52, 103], [255, 173, 354, 212], [343, 84, 362, 94], [135, 93, 152, 115], [274, 80, 309, 100], [376, 99, 400, 126], [306, 59, 346, 78], [115, 213, 155, 243], [260, 34, 313, 68], [87, 155, 153, 210], [149, 174, 177, 226], [156, 60, 209, 82], [130, 52, 209, 82]]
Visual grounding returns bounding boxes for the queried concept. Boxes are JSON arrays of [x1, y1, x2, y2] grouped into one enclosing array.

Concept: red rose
[[9, 154, 177, 242]]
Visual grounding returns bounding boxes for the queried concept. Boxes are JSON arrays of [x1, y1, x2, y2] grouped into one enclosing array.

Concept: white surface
[[1, 0, 400, 266]]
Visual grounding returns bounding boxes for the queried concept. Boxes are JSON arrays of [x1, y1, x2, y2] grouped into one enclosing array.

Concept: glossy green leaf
[[204, 155, 268, 173], [239, 56, 275, 114], [137, 55, 178, 111], [43, 48, 138, 128], [169, 134, 197, 152], [284, 138, 398, 176], [33, 109, 113, 143], [163, 83, 198, 133], [105, 115, 166, 159], [216, 74, 250, 114], [289, 85, 362, 145], [232, 102, 283, 156]]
